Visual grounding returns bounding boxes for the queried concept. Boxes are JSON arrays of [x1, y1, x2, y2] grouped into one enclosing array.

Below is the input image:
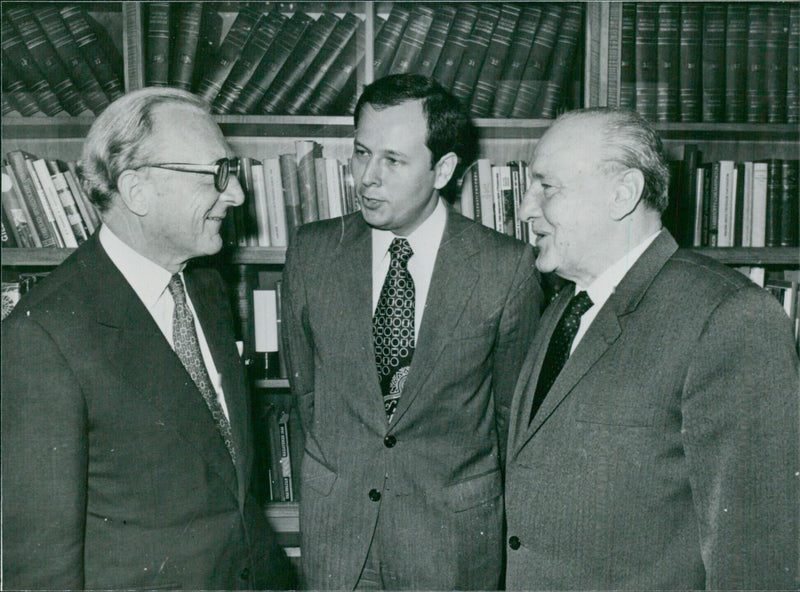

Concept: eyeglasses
[[142, 157, 241, 192]]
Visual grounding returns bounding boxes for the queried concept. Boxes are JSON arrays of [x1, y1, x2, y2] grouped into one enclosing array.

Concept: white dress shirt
[[572, 229, 662, 353], [371, 198, 448, 335], [99, 225, 230, 419]]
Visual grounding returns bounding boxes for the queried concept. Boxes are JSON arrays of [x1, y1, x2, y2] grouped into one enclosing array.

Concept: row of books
[[145, 2, 583, 118], [2, 4, 125, 117], [664, 147, 799, 251], [1, 150, 101, 250], [606, 2, 800, 123], [224, 141, 358, 248]]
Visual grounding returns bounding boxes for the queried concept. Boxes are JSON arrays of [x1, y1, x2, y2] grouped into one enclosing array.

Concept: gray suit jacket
[[505, 230, 799, 589], [1, 234, 295, 590], [282, 209, 542, 590]]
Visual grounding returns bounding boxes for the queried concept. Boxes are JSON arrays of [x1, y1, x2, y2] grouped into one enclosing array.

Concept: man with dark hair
[[504, 107, 799, 589], [1, 88, 295, 590], [282, 74, 543, 589]]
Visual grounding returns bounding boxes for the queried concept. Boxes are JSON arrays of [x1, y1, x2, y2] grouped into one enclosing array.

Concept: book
[[145, 2, 170, 87], [451, 4, 500, 105], [534, 4, 583, 119], [745, 4, 769, 123], [167, 2, 203, 91], [295, 140, 322, 224], [693, 165, 706, 246], [34, 5, 110, 115], [765, 4, 790, 124], [413, 4, 456, 78], [387, 4, 435, 75], [674, 144, 700, 248], [314, 157, 330, 221], [263, 158, 288, 247], [723, 3, 748, 123], [633, 2, 658, 122], [258, 13, 340, 115], [1, 202, 17, 248], [1, 163, 38, 248], [59, 160, 98, 235], [195, 6, 261, 103], [469, 4, 520, 117], [60, 4, 125, 101], [282, 13, 361, 116], [715, 160, 736, 248], [432, 4, 478, 91], [750, 161, 769, 248], [6, 150, 58, 247], [1, 53, 42, 116], [277, 411, 294, 501], [325, 157, 344, 219], [279, 153, 302, 235], [507, 160, 529, 242], [511, 4, 564, 119], [655, 3, 679, 122], [470, 158, 494, 230], [706, 161, 722, 246], [678, 3, 702, 122], [372, 4, 411, 81], [31, 158, 81, 247], [191, 5, 223, 93], [765, 159, 783, 248], [701, 3, 726, 123], [250, 162, 271, 247], [733, 161, 746, 247], [212, 8, 286, 114], [788, 4, 800, 124], [44, 159, 90, 242], [22, 155, 66, 247], [232, 12, 313, 115], [779, 160, 799, 247], [740, 161, 755, 247], [240, 156, 259, 246], [617, 2, 636, 110], [492, 4, 542, 118], [264, 404, 284, 501], [458, 162, 476, 220]]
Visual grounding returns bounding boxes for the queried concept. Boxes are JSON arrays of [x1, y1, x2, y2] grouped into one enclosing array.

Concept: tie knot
[[566, 290, 593, 319], [167, 274, 187, 305], [389, 238, 413, 266]]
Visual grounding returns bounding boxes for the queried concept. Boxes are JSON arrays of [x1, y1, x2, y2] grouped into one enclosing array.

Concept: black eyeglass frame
[[142, 157, 241, 192]]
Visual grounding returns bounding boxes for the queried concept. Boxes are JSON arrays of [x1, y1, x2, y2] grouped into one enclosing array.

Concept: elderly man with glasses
[[1, 87, 295, 591]]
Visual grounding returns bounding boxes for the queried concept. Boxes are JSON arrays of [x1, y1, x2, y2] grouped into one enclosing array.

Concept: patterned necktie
[[373, 238, 415, 422], [530, 289, 593, 423], [168, 274, 236, 463]]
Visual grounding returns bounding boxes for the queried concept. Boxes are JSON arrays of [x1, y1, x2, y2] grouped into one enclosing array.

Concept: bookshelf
[[2, 1, 799, 561]]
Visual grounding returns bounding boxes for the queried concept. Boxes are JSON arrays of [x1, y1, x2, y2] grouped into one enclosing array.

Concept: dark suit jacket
[[282, 209, 543, 590], [1, 234, 295, 590], [505, 230, 799, 589]]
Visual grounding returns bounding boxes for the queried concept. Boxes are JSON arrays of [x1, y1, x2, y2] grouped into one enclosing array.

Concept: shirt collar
[[99, 224, 175, 309], [371, 198, 447, 261]]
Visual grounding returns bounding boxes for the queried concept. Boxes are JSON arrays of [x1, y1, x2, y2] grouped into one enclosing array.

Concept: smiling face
[[351, 100, 448, 236], [138, 104, 244, 271]]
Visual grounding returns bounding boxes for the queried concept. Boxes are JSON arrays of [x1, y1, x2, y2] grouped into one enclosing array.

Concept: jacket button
[[240, 567, 250, 580], [508, 536, 521, 550], [383, 434, 396, 448], [368, 489, 381, 501]]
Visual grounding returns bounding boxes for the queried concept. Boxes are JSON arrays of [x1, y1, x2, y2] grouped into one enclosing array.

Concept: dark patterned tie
[[373, 238, 415, 422], [168, 274, 236, 463], [530, 289, 593, 423]]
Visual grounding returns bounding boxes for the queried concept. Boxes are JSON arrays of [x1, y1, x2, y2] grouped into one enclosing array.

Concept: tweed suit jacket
[[282, 209, 543, 590], [1, 233, 295, 590], [505, 230, 799, 590]]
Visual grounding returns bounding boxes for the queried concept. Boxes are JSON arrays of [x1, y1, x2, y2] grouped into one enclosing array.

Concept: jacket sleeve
[[681, 285, 799, 588], [1, 314, 88, 589]]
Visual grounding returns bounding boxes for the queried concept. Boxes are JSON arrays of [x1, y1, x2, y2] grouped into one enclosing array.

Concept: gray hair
[[79, 87, 209, 211], [554, 107, 670, 213]]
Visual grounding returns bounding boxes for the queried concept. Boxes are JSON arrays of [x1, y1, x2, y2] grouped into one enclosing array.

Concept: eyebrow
[[353, 140, 409, 160]]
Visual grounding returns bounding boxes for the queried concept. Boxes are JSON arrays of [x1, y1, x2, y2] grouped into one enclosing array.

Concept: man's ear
[[433, 152, 458, 190], [610, 168, 645, 220], [116, 169, 149, 217]]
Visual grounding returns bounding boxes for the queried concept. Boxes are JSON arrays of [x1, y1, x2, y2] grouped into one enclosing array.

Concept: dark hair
[[354, 74, 478, 201], [556, 107, 670, 213]]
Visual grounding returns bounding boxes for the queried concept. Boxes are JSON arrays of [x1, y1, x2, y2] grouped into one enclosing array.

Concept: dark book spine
[[168, 2, 203, 90], [779, 160, 799, 247], [733, 161, 746, 246], [701, 3, 726, 123], [145, 2, 170, 87], [232, 12, 312, 115], [451, 4, 500, 105], [511, 4, 563, 119], [619, 2, 636, 110], [745, 4, 769, 123], [723, 3, 747, 123], [413, 5, 455, 78], [33, 5, 109, 115], [708, 161, 721, 246], [1, 199, 17, 248], [295, 141, 322, 224], [676, 144, 700, 247], [656, 3, 680, 122], [634, 2, 658, 122], [279, 154, 302, 235], [192, 6, 222, 93], [329, 17, 385, 116], [469, 3, 520, 117], [492, 4, 542, 118], [212, 9, 286, 114], [765, 159, 783, 248], [678, 2, 702, 122], [60, 5, 124, 101], [282, 13, 361, 116], [765, 4, 790, 124], [534, 4, 583, 119], [432, 4, 478, 91], [305, 18, 366, 115], [6, 150, 56, 247], [257, 13, 340, 115], [1, 52, 43, 116], [195, 6, 261, 104], [700, 162, 712, 246], [788, 4, 800, 124], [388, 4, 435, 75], [6, 4, 90, 116], [372, 4, 412, 80]]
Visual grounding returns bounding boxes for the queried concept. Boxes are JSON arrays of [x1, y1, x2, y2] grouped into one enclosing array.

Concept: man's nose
[[517, 180, 543, 221]]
